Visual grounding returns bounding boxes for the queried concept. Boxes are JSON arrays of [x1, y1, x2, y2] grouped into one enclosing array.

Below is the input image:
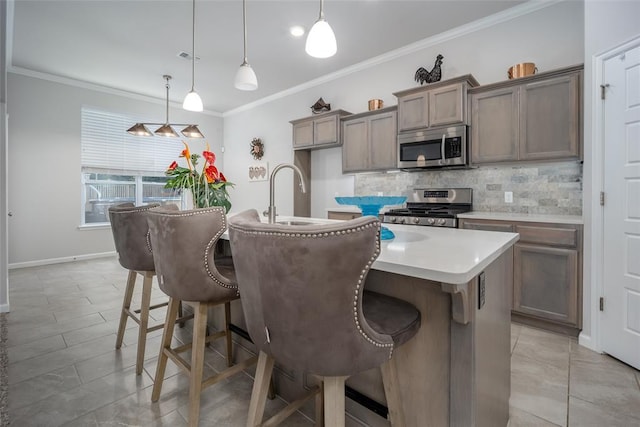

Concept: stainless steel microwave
[[397, 125, 468, 169]]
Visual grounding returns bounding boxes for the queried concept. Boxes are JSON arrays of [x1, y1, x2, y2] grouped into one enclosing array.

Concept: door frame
[[589, 35, 640, 353]]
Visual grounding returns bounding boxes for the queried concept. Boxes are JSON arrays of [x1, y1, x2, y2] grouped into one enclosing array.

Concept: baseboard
[[8, 251, 117, 270], [578, 332, 598, 352], [0, 304, 9, 313]]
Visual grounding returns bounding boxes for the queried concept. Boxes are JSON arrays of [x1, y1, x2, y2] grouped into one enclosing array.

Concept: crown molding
[[7, 66, 224, 118], [224, 0, 560, 117]]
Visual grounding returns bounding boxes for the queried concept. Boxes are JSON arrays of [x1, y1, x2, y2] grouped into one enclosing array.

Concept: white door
[[601, 44, 640, 370]]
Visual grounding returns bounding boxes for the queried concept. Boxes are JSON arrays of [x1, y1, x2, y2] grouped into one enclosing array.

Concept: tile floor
[[6, 257, 640, 426]]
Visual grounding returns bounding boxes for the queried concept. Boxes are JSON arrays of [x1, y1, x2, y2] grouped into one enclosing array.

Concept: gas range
[[382, 188, 472, 228]]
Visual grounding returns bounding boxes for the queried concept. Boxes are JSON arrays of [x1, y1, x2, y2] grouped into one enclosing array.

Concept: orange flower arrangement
[[164, 142, 232, 212]]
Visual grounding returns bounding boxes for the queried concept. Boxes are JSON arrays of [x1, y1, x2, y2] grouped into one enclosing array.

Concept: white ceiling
[[10, 0, 527, 113]]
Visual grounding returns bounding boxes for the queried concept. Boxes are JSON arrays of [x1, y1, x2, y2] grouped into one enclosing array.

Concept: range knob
[[426, 218, 436, 225], [437, 218, 447, 226], [390, 217, 397, 223], [398, 218, 405, 224], [412, 217, 420, 224]]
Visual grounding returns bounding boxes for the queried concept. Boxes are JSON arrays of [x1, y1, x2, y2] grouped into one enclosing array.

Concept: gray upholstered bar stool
[[228, 209, 421, 427], [108, 202, 187, 375], [146, 206, 257, 427]]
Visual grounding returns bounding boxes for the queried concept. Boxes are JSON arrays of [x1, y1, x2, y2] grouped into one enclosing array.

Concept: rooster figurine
[[415, 54, 444, 85]]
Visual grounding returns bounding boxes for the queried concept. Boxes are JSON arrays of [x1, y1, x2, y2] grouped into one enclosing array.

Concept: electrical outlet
[[504, 191, 513, 203]]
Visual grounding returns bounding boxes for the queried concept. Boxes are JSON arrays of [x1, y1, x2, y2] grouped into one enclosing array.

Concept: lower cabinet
[[459, 218, 582, 335]]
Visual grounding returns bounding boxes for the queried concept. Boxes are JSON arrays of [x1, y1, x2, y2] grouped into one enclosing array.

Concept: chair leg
[[247, 350, 275, 427], [135, 272, 153, 375], [151, 297, 180, 402], [380, 358, 406, 427], [188, 302, 208, 427], [323, 376, 348, 427], [224, 301, 233, 367], [178, 301, 186, 328], [115, 270, 136, 349], [314, 380, 324, 427]]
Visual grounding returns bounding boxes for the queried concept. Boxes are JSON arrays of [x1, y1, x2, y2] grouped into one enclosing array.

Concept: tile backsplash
[[355, 160, 583, 216]]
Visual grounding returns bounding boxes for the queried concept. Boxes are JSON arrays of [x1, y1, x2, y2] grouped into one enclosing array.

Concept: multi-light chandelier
[[126, 75, 204, 138]]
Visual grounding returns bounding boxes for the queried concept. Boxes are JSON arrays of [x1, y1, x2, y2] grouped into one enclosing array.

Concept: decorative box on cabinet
[[290, 109, 351, 150], [393, 74, 479, 132], [459, 217, 583, 336], [470, 64, 582, 165], [342, 106, 397, 173]]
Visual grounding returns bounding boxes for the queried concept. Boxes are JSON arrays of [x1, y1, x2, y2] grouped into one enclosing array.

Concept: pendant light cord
[[319, 0, 325, 20], [242, 0, 248, 64], [164, 75, 171, 124], [191, 0, 196, 91]]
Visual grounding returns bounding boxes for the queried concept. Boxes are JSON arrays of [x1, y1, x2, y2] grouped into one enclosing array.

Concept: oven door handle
[[441, 134, 446, 162]]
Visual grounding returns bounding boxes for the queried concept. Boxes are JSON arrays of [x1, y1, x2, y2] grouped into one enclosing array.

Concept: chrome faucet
[[267, 163, 307, 224]]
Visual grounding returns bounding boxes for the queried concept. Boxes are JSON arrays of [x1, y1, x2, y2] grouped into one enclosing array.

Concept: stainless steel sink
[[276, 220, 316, 226]]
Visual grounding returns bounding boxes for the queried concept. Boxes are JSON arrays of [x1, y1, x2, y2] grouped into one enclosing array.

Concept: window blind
[[81, 108, 183, 174]]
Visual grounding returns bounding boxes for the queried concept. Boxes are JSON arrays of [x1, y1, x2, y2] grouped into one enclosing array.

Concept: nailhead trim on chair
[[153, 207, 238, 291], [235, 221, 394, 358], [145, 230, 153, 254]]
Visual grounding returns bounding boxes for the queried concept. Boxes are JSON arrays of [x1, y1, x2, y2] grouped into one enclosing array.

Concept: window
[[80, 108, 183, 225]]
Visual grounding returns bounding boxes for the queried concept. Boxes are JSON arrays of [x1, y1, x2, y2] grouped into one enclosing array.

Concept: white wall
[[224, 1, 584, 219], [7, 72, 224, 266], [581, 0, 640, 349], [1, 0, 9, 311]]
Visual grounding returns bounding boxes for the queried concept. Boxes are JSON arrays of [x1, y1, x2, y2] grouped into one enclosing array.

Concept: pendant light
[[234, 0, 258, 90], [126, 75, 204, 138], [305, 0, 337, 58], [183, 0, 203, 111]]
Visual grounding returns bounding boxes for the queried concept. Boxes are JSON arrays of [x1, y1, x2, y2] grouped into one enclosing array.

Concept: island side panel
[[360, 271, 452, 427], [450, 248, 512, 427]]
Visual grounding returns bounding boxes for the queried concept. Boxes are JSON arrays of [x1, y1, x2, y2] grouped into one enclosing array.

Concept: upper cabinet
[[291, 110, 351, 150], [470, 65, 582, 165], [342, 106, 397, 173], [393, 75, 479, 132]]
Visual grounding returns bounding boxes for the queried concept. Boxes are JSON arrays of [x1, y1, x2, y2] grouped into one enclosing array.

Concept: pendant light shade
[[155, 124, 179, 138], [183, 0, 203, 111], [183, 90, 203, 112], [181, 124, 205, 138], [126, 123, 152, 137], [306, 0, 336, 58], [234, 0, 258, 90]]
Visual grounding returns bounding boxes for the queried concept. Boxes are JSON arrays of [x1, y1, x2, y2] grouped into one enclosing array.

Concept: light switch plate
[[504, 191, 513, 203]]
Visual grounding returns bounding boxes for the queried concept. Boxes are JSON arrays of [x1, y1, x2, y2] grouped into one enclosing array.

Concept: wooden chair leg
[[115, 270, 136, 349], [314, 380, 324, 427], [247, 350, 275, 427], [188, 302, 208, 427], [135, 272, 153, 375], [151, 297, 180, 402], [323, 376, 348, 427], [380, 358, 406, 427], [178, 301, 186, 328], [224, 301, 233, 367]]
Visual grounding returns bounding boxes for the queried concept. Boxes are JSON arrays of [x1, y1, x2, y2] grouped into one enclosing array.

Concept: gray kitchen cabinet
[[290, 109, 351, 150], [342, 107, 397, 173], [394, 74, 479, 132], [470, 64, 582, 165], [327, 211, 362, 220], [459, 218, 582, 335]]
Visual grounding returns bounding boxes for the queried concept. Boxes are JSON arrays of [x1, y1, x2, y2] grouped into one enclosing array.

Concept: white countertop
[[224, 214, 519, 285], [457, 211, 583, 225]]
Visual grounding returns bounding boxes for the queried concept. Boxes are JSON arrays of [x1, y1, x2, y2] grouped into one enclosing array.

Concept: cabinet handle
[[441, 134, 446, 162]]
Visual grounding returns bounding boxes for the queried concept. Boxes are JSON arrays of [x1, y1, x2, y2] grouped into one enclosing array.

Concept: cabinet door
[[397, 92, 429, 132], [293, 121, 313, 148], [369, 111, 397, 171], [342, 118, 368, 172], [328, 211, 362, 220], [429, 83, 464, 126], [470, 87, 519, 164], [520, 73, 580, 160], [460, 221, 515, 233], [314, 115, 339, 145], [513, 243, 578, 326]]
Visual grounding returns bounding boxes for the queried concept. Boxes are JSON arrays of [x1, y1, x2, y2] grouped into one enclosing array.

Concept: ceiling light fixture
[[126, 75, 204, 138], [183, 0, 203, 111], [290, 26, 305, 37], [305, 0, 336, 58], [234, 0, 258, 91]]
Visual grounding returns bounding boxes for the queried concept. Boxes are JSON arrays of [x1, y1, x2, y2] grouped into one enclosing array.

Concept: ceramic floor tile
[[512, 326, 571, 370], [569, 356, 640, 421], [8, 312, 106, 347], [510, 352, 568, 426], [568, 396, 640, 426], [62, 317, 130, 347], [8, 333, 67, 363], [508, 406, 562, 427], [8, 364, 81, 411]]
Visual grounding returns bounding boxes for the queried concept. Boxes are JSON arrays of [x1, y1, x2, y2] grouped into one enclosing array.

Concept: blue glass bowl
[[335, 196, 406, 240]]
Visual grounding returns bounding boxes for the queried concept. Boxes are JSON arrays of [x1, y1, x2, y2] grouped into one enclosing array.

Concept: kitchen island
[[220, 215, 519, 427]]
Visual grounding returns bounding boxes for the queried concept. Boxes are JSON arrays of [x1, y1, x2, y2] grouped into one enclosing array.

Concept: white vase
[[181, 190, 195, 210]]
